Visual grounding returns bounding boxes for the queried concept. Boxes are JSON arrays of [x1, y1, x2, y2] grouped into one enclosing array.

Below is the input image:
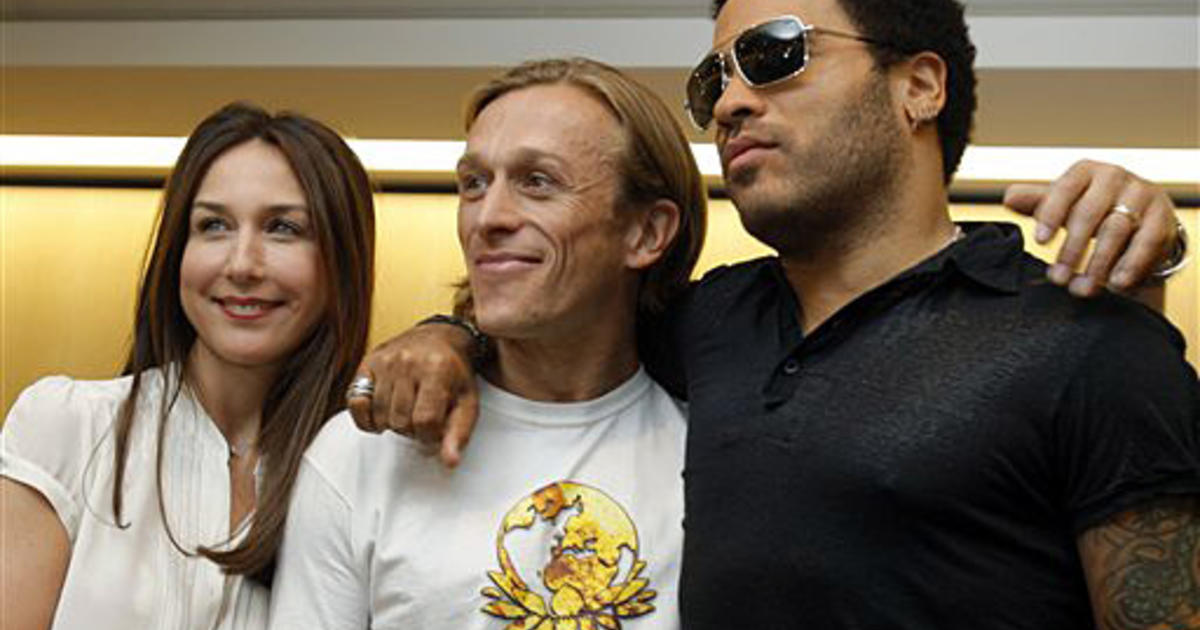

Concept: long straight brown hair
[[112, 102, 375, 583]]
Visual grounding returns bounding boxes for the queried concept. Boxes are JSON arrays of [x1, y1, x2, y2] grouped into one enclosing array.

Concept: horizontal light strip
[[344, 139, 467, 173], [957, 146, 1199, 184], [2, 135, 1197, 184], [0, 135, 188, 169], [0, 136, 471, 172]]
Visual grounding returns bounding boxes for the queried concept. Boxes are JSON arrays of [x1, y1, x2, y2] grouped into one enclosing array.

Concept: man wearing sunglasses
[[349, 0, 1197, 628], [665, 1, 1198, 629]]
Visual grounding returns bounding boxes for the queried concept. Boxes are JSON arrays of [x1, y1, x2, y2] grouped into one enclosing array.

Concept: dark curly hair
[[711, 0, 977, 183]]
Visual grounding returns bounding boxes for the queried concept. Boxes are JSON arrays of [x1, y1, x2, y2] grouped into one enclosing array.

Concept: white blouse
[[1, 370, 269, 630]]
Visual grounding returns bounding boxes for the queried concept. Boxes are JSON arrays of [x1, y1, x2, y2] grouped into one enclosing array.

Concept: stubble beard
[[730, 73, 909, 262]]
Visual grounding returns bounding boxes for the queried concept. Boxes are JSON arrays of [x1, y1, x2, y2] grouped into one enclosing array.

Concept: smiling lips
[[473, 251, 544, 274], [215, 296, 283, 321]]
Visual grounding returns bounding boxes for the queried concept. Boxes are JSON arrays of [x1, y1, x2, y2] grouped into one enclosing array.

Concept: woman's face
[[179, 139, 328, 373]]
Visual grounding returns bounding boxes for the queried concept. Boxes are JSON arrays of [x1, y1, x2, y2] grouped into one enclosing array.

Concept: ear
[[897, 51, 948, 132], [625, 198, 681, 271]]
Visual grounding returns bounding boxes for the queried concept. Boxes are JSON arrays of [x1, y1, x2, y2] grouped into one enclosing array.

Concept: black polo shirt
[[649, 223, 1200, 629]]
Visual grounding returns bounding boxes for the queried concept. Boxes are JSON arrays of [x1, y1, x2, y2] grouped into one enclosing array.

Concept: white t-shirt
[[1, 371, 270, 630], [269, 368, 686, 630]]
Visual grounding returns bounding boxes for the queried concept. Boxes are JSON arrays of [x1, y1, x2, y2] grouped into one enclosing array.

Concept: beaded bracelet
[[417, 314, 492, 366]]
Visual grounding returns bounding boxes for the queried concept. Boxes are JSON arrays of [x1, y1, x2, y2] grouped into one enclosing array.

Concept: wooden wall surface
[[2, 187, 1196, 414]]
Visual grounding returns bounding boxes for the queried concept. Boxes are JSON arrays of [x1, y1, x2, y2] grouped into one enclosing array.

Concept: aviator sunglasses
[[685, 15, 898, 130]]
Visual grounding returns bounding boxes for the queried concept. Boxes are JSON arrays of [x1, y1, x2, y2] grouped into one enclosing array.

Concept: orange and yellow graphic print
[[481, 481, 657, 629]]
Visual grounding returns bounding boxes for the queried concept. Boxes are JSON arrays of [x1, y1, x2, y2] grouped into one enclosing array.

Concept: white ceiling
[[6, 0, 1194, 71], [7, 15, 1195, 70], [5, 0, 1197, 19], [4, 0, 1195, 182]]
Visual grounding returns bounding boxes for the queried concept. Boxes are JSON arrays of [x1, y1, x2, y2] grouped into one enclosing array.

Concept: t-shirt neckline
[[478, 367, 652, 428]]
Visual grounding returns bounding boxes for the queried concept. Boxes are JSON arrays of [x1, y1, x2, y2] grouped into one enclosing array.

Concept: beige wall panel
[[2, 188, 155, 406], [368, 193, 464, 340], [1, 187, 468, 414], [974, 69, 1200, 148], [2, 187, 1196, 415], [4, 68, 1197, 149]]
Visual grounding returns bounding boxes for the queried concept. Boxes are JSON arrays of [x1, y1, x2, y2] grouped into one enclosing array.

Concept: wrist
[[417, 314, 492, 366]]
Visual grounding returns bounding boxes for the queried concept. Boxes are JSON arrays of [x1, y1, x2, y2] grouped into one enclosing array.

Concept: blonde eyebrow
[[457, 147, 569, 172]]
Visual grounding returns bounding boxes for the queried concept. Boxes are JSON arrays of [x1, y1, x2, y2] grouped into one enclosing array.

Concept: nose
[[713, 64, 765, 131], [472, 177, 524, 238], [225, 229, 265, 284]]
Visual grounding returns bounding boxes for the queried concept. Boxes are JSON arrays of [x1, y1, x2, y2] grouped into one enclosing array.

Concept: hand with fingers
[[1004, 160, 1185, 298], [346, 321, 481, 468]]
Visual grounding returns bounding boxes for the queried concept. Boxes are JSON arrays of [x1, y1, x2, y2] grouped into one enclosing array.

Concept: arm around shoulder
[[349, 317, 481, 468]]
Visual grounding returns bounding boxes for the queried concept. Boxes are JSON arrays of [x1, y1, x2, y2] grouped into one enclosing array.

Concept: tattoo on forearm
[[1080, 496, 1200, 630]]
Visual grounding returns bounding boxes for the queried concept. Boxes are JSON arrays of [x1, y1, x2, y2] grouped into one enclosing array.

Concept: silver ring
[[346, 375, 375, 401], [1110, 203, 1141, 229]]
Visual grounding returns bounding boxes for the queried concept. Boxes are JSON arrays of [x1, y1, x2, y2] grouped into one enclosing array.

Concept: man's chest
[[362, 427, 686, 630], [681, 304, 1071, 526]]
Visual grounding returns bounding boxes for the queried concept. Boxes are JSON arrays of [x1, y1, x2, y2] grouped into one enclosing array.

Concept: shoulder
[[945, 247, 1186, 370], [301, 412, 368, 492], [2, 374, 135, 538], [644, 379, 689, 423], [300, 411, 415, 509], [12, 373, 133, 410], [676, 256, 782, 328], [1008, 258, 1186, 357], [1067, 292, 1193, 384], [4, 374, 133, 447], [1001, 274, 1197, 413], [693, 256, 778, 294], [306, 410, 412, 468]]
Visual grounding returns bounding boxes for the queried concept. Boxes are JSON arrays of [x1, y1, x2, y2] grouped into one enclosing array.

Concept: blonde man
[[269, 58, 704, 630]]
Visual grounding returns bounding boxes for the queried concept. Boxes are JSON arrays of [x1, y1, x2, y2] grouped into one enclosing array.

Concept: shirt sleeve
[[1, 376, 110, 539], [268, 454, 370, 630], [1057, 308, 1200, 534]]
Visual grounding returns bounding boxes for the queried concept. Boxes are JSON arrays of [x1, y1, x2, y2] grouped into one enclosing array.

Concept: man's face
[[711, 0, 908, 253], [456, 84, 640, 341]]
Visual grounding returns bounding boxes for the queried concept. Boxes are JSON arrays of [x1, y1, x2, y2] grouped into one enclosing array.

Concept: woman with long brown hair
[[1, 102, 375, 630]]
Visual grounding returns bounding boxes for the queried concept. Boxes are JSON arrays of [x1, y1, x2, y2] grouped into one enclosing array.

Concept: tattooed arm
[[1077, 496, 1200, 630]]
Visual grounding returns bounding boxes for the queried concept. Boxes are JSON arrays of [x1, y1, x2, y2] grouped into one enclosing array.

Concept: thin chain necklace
[[228, 438, 256, 460]]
